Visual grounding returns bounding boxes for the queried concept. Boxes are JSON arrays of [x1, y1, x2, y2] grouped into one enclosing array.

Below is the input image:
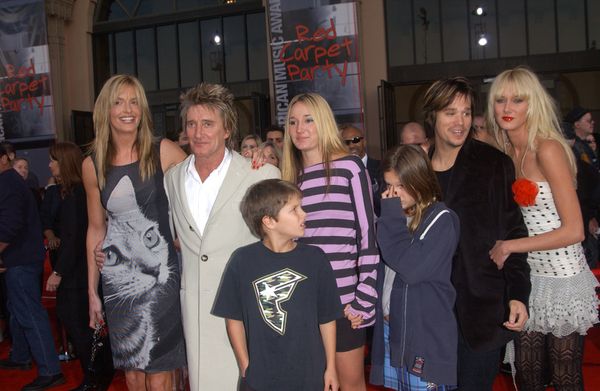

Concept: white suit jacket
[[164, 151, 280, 390]]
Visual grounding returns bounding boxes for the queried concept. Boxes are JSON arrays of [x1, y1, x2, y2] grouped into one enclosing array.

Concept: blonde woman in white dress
[[488, 66, 599, 391]]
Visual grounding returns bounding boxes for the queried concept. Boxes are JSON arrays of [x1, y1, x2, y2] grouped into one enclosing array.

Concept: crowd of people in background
[[0, 64, 598, 391]]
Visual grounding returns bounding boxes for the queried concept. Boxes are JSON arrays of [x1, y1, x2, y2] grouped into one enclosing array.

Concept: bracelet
[[52, 271, 61, 277]]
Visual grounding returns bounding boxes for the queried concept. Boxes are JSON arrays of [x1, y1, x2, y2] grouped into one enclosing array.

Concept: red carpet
[[1, 261, 599, 390]]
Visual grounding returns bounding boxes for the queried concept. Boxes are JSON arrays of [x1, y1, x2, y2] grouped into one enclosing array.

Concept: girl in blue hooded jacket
[[370, 145, 460, 391]]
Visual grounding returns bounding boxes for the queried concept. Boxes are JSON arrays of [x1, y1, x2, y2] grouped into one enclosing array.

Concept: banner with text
[[267, 0, 363, 128], [0, 0, 54, 142]]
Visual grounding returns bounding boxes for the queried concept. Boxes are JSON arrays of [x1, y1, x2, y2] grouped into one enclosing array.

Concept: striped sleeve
[[345, 158, 379, 326], [298, 156, 380, 327]]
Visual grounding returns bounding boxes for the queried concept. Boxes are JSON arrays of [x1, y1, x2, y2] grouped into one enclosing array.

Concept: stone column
[[45, 0, 74, 141], [358, 0, 387, 159]]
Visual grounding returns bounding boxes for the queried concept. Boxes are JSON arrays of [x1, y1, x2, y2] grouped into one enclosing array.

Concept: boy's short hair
[[240, 179, 302, 239]]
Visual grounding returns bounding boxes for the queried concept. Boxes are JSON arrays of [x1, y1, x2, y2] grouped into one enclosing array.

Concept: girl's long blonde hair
[[487, 67, 576, 178], [281, 93, 348, 185], [91, 74, 156, 189], [381, 145, 441, 233]]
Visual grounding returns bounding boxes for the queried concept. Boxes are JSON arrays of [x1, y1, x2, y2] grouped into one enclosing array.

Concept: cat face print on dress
[[103, 175, 171, 297], [102, 175, 171, 368]]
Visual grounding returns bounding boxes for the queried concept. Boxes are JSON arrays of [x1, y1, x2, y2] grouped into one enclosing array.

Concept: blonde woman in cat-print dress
[[83, 74, 187, 390], [488, 67, 599, 391]]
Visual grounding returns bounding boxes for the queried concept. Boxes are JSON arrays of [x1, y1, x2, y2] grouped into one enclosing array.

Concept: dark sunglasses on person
[[344, 136, 363, 145]]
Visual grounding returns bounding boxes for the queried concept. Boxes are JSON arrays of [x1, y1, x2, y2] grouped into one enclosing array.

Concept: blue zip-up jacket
[[370, 200, 460, 386]]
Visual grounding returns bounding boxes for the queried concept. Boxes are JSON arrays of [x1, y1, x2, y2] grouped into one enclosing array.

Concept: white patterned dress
[[520, 181, 599, 336]]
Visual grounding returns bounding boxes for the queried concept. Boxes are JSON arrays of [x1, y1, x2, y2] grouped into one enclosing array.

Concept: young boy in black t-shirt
[[212, 179, 342, 391]]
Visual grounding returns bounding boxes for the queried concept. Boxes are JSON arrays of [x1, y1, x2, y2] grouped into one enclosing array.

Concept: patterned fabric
[[382, 321, 400, 390], [521, 182, 587, 277], [527, 272, 599, 336], [396, 370, 457, 391], [297, 155, 379, 325], [520, 181, 599, 336], [515, 330, 585, 391], [99, 160, 186, 371], [383, 322, 457, 391]]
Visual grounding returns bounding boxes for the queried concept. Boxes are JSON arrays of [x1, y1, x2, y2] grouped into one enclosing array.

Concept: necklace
[[512, 143, 540, 207], [514, 143, 529, 178]]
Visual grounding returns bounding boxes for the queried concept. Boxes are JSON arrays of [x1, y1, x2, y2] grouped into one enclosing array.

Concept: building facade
[[35, 0, 600, 160]]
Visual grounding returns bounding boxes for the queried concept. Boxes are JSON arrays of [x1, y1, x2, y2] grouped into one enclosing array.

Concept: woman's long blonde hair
[[487, 67, 576, 177], [281, 93, 348, 185], [91, 74, 156, 189]]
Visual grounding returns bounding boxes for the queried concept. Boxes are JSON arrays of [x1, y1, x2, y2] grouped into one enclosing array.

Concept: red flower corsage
[[512, 178, 538, 207]]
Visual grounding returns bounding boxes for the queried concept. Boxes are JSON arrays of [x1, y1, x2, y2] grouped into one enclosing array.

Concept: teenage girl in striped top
[[281, 93, 379, 391]]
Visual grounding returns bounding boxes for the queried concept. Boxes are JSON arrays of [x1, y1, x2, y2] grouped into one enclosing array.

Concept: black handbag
[[87, 321, 114, 391], [89, 322, 107, 367]]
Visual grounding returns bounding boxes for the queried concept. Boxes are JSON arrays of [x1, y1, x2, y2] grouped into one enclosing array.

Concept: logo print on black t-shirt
[[252, 268, 307, 335]]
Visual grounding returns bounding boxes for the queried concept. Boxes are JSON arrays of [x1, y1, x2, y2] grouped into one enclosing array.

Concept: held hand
[[88, 294, 105, 329], [344, 304, 363, 329], [348, 315, 363, 329], [250, 148, 267, 170], [503, 300, 528, 332], [489, 240, 510, 270], [45, 273, 62, 292], [94, 240, 105, 271], [323, 367, 339, 391]]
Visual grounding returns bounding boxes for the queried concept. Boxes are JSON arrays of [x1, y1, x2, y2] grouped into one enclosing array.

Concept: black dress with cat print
[[98, 155, 186, 371]]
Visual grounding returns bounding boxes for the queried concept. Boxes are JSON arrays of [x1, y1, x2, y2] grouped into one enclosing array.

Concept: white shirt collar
[[186, 149, 232, 184], [184, 149, 233, 235]]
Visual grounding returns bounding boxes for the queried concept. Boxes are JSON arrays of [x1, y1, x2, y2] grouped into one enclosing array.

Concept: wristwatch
[[52, 270, 61, 277]]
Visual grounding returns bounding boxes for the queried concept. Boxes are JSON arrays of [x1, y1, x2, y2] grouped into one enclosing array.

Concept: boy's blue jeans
[[5, 262, 61, 376]]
